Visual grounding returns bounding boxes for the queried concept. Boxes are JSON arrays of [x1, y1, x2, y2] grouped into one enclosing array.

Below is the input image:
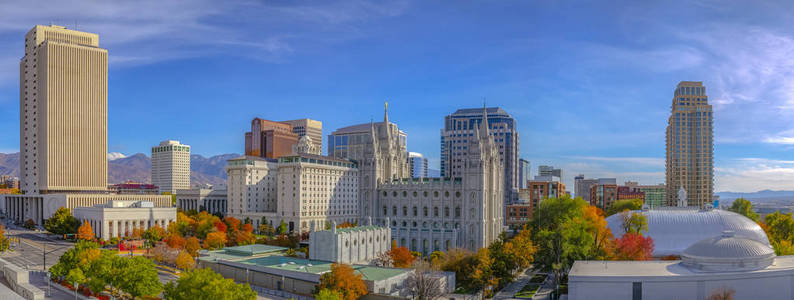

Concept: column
[[102, 220, 109, 240]]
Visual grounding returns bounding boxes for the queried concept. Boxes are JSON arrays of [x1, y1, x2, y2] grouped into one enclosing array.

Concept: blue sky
[[1, 0, 794, 192]]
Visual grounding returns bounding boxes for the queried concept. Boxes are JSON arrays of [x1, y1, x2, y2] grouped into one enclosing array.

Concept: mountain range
[[0, 152, 239, 187]]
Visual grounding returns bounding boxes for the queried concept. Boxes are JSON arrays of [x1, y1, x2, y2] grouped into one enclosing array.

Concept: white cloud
[[568, 156, 664, 167], [0, 0, 409, 86], [716, 158, 794, 192]]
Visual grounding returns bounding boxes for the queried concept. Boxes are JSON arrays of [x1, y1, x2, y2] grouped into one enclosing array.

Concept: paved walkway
[[493, 269, 533, 300]]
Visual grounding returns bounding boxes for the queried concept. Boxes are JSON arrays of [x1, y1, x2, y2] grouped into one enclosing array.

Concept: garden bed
[[515, 284, 539, 299]]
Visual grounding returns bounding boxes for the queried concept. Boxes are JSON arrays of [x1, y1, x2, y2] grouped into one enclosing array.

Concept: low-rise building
[[176, 188, 227, 215], [108, 182, 159, 195], [590, 183, 617, 211], [3, 193, 172, 225], [616, 185, 645, 202], [198, 245, 448, 298], [72, 200, 176, 240], [505, 203, 531, 227], [309, 220, 391, 264], [624, 182, 666, 208]]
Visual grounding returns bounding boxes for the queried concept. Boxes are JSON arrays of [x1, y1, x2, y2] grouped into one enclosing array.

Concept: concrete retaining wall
[[0, 258, 45, 300]]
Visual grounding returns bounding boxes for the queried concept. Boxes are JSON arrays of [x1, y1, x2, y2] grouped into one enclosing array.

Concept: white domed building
[[605, 207, 770, 257], [570, 208, 794, 300]]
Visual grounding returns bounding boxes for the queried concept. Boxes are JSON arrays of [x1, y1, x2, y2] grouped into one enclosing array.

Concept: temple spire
[[480, 103, 489, 138], [384, 101, 389, 125]]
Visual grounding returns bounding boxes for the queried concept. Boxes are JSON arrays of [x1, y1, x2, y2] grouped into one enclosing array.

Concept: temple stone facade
[[309, 219, 391, 264]]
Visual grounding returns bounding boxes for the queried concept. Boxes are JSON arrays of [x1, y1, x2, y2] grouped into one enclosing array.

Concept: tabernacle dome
[[605, 207, 771, 256], [681, 231, 776, 272]]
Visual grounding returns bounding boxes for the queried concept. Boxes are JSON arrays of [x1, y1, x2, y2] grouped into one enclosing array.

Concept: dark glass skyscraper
[[441, 107, 519, 203]]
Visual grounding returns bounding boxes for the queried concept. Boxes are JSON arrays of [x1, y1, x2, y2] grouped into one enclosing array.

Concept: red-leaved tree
[[614, 233, 654, 260]]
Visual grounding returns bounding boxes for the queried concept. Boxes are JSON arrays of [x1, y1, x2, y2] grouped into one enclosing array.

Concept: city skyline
[[1, 1, 794, 193]]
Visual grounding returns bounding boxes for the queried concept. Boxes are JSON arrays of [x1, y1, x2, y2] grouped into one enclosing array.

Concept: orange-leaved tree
[[175, 250, 195, 270], [582, 205, 615, 259], [389, 240, 415, 268], [185, 236, 201, 257], [204, 231, 227, 250], [223, 216, 241, 232], [317, 263, 368, 300], [166, 232, 186, 249], [613, 233, 654, 261], [77, 221, 94, 241]]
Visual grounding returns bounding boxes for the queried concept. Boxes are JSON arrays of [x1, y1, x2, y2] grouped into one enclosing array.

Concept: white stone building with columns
[[176, 187, 227, 215], [72, 200, 176, 240]]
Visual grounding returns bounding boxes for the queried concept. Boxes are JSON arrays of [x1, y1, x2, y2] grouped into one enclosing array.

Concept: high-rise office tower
[[152, 140, 191, 194], [280, 119, 323, 151], [538, 165, 562, 179], [408, 152, 428, 178], [665, 81, 713, 207], [519, 159, 530, 189], [245, 118, 299, 159], [441, 107, 519, 203], [19, 25, 108, 194]]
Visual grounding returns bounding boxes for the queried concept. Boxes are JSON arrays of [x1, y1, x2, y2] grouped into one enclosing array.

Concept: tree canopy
[[44, 207, 80, 235], [606, 198, 644, 216], [164, 268, 256, 300], [729, 198, 759, 222], [317, 263, 368, 300], [77, 221, 94, 241]]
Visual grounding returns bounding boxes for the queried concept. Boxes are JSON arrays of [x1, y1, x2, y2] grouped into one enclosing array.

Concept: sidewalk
[[493, 269, 532, 300]]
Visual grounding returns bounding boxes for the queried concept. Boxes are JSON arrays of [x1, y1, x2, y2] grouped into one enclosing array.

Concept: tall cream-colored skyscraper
[[19, 25, 108, 194], [280, 119, 323, 150], [151, 140, 191, 194], [665, 81, 713, 207]]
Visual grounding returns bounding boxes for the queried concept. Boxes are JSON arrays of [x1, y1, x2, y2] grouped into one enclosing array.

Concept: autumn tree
[[0, 224, 10, 252], [204, 231, 227, 250], [77, 221, 94, 241], [224, 216, 241, 232], [164, 268, 256, 300], [166, 233, 187, 249], [176, 251, 195, 270], [44, 207, 80, 235], [317, 263, 368, 300], [143, 225, 166, 246], [242, 223, 253, 233], [582, 206, 614, 259], [390, 245, 415, 268], [185, 237, 201, 257], [729, 198, 759, 222], [277, 220, 288, 235], [214, 221, 228, 233], [613, 233, 654, 260]]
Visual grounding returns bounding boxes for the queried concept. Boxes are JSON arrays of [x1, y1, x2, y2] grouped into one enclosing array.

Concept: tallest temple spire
[[480, 103, 489, 138], [384, 101, 389, 125]]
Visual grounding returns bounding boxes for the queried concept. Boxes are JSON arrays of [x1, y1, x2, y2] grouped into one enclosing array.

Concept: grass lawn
[[515, 284, 540, 298]]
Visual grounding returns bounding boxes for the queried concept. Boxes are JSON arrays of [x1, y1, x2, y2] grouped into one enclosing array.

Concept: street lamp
[[74, 282, 79, 300]]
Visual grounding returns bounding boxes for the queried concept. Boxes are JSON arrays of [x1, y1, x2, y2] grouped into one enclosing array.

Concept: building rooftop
[[331, 122, 406, 136], [237, 255, 408, 281], [449, 107, 511, 117], [335, 225, 384, 233], [223, 244, 288, 256], [606, 208, 770, 257], [570, 255, 794, 279], [199, 246, 409, 282]]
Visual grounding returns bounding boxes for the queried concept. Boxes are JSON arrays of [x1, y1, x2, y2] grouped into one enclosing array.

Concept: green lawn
[[515, 284, 539, 298]]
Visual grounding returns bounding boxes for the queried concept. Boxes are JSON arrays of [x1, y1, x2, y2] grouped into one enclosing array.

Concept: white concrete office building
[[151, 140, 191, 194]]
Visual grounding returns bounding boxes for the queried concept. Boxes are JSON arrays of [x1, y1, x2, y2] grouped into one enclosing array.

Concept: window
[[632, 282, 642, 300]]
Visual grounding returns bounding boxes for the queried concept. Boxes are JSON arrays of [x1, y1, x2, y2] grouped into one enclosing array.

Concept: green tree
[[143, 225, 166, 247], [50, 240, 100, 279], [116, 256, 162, 297], [277, 220, 288, 235], [65, 268, 86, 287], [45, 207, 80, 235], [164, 268, 256, 300], [620, 210, 648, 235], [606, 198, 644, 216], [729, 198, 759, 222], [315, 288, 342, 300]]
